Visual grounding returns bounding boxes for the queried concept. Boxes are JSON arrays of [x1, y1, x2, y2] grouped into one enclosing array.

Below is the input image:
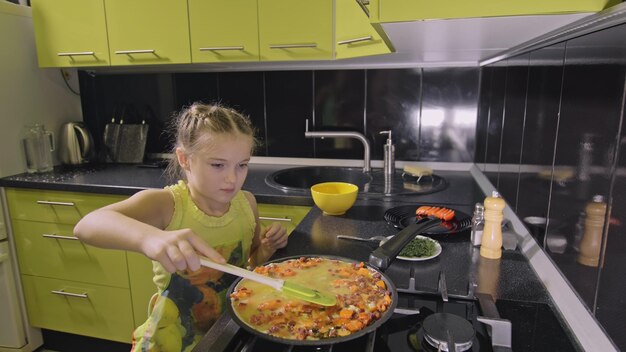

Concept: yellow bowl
[[310, 182, 358, 216]]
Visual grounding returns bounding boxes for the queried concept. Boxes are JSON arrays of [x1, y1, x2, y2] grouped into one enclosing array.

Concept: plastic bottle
[[471, 203, 485, 247], [480, 191, 505, 259], [577, 195, 607, 267]]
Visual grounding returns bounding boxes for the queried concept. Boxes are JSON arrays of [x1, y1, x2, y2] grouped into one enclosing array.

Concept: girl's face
[[178, 132, 253, 212]]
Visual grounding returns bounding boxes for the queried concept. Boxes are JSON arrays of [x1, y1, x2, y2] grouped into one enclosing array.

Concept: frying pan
[[225, 255, 398, 346]]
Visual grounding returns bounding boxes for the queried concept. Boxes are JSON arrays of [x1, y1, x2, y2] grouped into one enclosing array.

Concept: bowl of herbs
[[380, 235, 442, 261]]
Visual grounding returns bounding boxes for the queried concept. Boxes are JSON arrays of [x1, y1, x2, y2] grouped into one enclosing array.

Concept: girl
[[74, 103, 288, 352]]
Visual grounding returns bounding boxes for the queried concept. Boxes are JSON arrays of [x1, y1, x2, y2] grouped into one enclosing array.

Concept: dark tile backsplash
[[478, 22, 626, 350], [78, 67, 479, 163]]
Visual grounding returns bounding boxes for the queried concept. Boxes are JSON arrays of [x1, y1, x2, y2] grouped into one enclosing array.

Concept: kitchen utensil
[[199, 257, 336, 306], [384, 204, 472, 237], [58, 122, 95, 165], [310, 182, 358, 215], [103, 103, 149, 163], [370, 217, 442, 270], [380, 235, 442, 261], [21, 123, 54, 173], [337, 235, 387, 243], [225, 255, 397, 346]]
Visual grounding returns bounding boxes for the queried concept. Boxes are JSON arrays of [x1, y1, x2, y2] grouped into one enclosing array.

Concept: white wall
[[0, 3, 82, 177]]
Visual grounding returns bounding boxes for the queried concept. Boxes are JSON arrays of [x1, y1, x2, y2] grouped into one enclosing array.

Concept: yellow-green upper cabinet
[[189, 0, 260, 63], [258, 0, 333, 61], [335, 0, 392, 60], [31, 0, 110, 67], [370, 0, 619, 22], [105, 0, 191, 66]]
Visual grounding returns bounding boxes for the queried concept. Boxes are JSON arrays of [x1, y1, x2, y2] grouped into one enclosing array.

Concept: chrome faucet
[[304, 119, 371, 172]]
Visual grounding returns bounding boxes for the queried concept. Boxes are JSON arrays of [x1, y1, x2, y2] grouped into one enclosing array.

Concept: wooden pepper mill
[[577, 195, 607, 267], [480, 191, 505, 259]]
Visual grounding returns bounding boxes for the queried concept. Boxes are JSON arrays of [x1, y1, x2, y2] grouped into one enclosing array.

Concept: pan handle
[[369, 218, 440, 270]]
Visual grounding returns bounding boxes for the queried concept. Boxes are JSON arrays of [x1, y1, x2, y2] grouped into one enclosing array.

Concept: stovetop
[[194, 292, 511, 352]]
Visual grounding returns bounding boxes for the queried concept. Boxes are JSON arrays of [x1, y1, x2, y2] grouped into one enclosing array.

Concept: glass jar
[[22, 124, 55, 173]]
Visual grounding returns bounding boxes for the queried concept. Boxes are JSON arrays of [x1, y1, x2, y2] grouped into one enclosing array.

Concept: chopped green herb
[[399, 237, 436, 258]]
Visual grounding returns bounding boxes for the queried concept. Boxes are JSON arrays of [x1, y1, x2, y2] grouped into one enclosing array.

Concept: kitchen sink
[[265, 166, 448, 196], [265, 166, 372, 192]]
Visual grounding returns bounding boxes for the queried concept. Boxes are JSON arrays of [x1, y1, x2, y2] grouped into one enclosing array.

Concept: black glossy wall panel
[[485, 64, 507, 165], [79, 67, 479, 163], [366, 68, 422, 161], [315, 70, 366, 159], [265, 71, 314, 158], [420, 67, 480, 162], [478, 22, 626, 350], [475, 67, 491, 167], [218, 72, 266, 156]]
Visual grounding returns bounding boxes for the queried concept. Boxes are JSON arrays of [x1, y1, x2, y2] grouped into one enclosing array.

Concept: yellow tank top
[[131, 181, 256, 352], [152, 180, 256, 291]]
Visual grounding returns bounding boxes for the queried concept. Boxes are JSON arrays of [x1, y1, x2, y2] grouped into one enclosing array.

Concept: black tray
[[384, 205, 472, 237]]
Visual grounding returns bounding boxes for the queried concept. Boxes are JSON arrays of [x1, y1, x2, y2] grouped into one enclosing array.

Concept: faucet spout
[[304, 119, 371, 172]]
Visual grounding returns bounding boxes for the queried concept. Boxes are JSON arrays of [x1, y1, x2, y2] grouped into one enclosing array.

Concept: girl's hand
[[261, 222, 288, 250], [141, 228, 225, 273]]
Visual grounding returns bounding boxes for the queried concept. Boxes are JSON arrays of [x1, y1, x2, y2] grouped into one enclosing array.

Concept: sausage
[[415, 206, 456, 221]]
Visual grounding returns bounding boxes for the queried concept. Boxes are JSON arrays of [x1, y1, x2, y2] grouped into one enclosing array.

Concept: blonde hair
[[166, 103, 258, 181]]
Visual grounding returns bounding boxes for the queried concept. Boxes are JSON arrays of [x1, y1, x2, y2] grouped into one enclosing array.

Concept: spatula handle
[[369, 218, 441, 270], [199, 258, 284, 291]]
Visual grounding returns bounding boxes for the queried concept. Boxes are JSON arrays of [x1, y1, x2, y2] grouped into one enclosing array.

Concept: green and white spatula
[[199, 257, 337, 306]]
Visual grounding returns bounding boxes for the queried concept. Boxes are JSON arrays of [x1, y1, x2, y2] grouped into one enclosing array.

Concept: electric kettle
[[59, 122, 95, 165]]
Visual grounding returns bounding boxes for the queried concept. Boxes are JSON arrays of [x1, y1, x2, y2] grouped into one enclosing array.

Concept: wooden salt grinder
[[480, 191, 505, 259], [577, 195, 607, 267]]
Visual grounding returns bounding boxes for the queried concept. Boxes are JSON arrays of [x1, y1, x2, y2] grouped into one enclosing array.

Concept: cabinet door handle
[[259, 216, 292, 223], [199, 46, 244, 51], [42, 234, 79, 241], [269, 43, 317, 49], [114, 49, 155, 55], [57, 51, 95, 57], [37, 200, 75, 207], [51, 289, 88, 299], [338, 36, 373, 45]]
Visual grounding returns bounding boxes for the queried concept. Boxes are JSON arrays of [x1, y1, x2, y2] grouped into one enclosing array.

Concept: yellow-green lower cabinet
[[13, 220, 129, 288], [21, 275, 134, 343], [6, 188, 126, 225], [257, 204, 311, 236], [127, 251, 157, 328]]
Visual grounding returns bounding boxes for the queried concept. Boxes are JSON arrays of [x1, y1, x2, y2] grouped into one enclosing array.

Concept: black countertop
[[0, 163, 580, 350]]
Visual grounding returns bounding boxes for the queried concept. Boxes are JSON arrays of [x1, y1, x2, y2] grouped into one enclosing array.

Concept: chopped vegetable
[[399, 237, 436, 258]]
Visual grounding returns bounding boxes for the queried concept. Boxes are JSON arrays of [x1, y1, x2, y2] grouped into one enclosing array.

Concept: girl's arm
[[244, 191, 288, 267], [74, 189, 224, 272]]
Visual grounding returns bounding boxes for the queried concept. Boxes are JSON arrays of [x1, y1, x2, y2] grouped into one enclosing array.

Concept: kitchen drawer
[[12, 220, 129, 288], [21, 275, 134, 343], [6, 188, 126, 225], [258, 204, 311, 235]]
